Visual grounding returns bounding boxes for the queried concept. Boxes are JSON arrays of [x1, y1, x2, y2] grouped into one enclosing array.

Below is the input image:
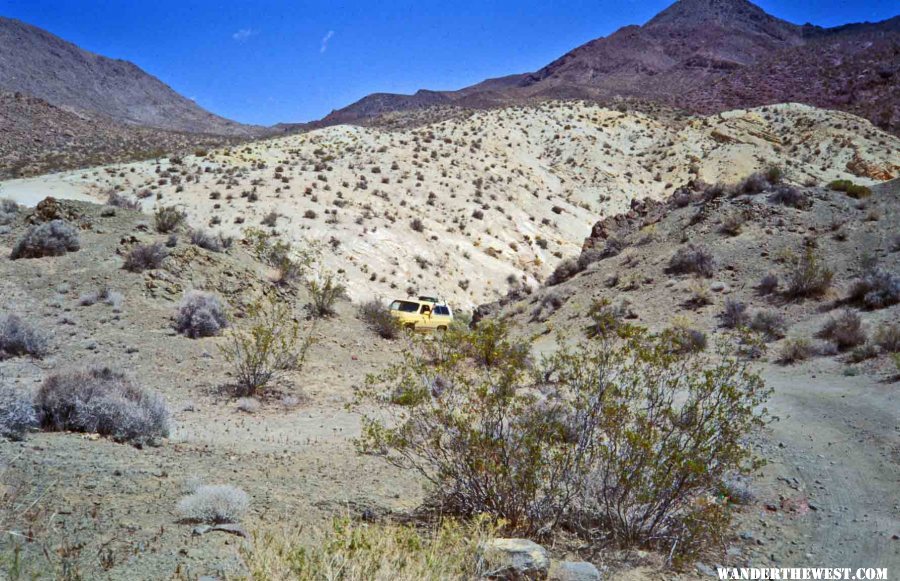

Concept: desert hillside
[[3, 101, 897, 308]]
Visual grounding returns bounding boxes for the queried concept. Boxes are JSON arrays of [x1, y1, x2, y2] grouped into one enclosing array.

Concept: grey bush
[[848, 268, 900, 310], [106, 191, 141, 210], [154, 206, 186, 233], [78, 286, 124, 310], [0, 314, 48, 359], [175, 291, 228, 338], [190, 229, 233, 253], [758, 273, 779, 295], [10, 220, 80, 259], [177, 484, 249, 524], [749, 310, 787, 341], [547, 257, 579, 286], [123, 242, 168, 272], [768, 185, 809, 209], [0, 198, 18, 225], [0, 384, 37, 441], [667, 244, 715, 278], [35, 367, 170, 446], [359, 299, 400, 339], [817, 310, 866, 351], [721, 299, 748, 329]]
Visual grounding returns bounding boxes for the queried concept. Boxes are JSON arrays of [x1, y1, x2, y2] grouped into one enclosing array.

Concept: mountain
[[320, 0, 899, 133], [0, 17, 258, 136]]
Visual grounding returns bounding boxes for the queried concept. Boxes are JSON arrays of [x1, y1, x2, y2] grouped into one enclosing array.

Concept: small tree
[[219, 296, 315, 396], [305, 269, 347, 318]]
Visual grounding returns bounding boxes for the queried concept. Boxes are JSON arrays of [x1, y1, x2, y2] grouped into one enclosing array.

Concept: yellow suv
[[389, 296, 454, 331]]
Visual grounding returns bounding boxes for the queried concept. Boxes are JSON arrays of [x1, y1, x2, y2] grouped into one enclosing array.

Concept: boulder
[[548, 560, 602, 580], [480, 538, 550, 579]]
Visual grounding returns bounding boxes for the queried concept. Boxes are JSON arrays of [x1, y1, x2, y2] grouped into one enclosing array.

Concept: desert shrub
[[219, 297, 314, 396], [261, 211, 278, 227], [717, 474, 754, 506], [356, 322, 769, 554], [547, 257, 580, 286], [737, 172, 768, 195], [874, 323, 900, 353], [584, 298, 628, 339], [236, 397, 260, 413], [243, 517, 494, 581], [245, 228, 316, 286], [784, 247, 833, 299], [578, 239, 625, 271], [190, 229, 232, 253], [765, 165, 783, 184], [816, 310, 866, 351], [847, 268, 900, 309], [154, 206, 186, 233], [768, 185, 809, 209], [305, 271, 347, 318], [78, 286, 123, 310], [667, 244, 715, 277], [177, 484, 249, 524], [410, 217, 425, 232], [10, 220, 80, 259], [749, 310, 787, 341], [665, 319, 708, 354], [531, 289, 566, 321], [0, 384, 37, 441], [0, 198, 19, 225], [123, 242, 168, 272], [359, 299, 400, 339], [0, 314, 48, 359], [719, 212, 746, 236], [35, 367, 169, 446], [106, 191, 141, 210], [758, 273, 779, 295], [720, 299, 749, 329], [778, 338, 815, 364], [828, 180, 871, 199], [175, 291, 228, 338], [847, 343, 879, 363]]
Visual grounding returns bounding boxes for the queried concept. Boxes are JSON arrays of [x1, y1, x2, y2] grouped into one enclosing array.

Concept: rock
[[192, 525, 211, 536], [480, 538, 550, 579], [548, 560, 602, 580], [211, 523, 248, 538], [696, 562, 716, 577], [710, 281, 727, 292]]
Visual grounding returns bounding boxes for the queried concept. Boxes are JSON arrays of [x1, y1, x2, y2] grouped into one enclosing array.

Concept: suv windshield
[[390, 300, 419, 313]]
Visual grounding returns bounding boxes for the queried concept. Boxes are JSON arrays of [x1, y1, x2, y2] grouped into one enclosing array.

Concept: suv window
[[434, 306, 450, 316], [419, 304, 432, 314], [391, 300, 419, 313]]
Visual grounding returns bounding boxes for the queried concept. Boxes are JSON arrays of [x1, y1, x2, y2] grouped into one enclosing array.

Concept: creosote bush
[[355, 321, 769, 561], [784, 247, 833, 299], [178, 484, 249, 524], [359, 299, 400, 339], [219, 296, 314, 396], [874, 323, 900, 353], [245, 228, 316, 286], [243, 517, 495, 581], [828, 179, 871, 199], [305, 271, 347, 318], [779, 338, 815, 364], [0, 314, 48, 360], [154, 206, 187, 233], [123, 242, 168, 272], [35, 367, 169, 447], [10, 220, 80, 259], [667, 244, 715, 278], [175, 291, 228, 338], [0, 384, 37, 441]]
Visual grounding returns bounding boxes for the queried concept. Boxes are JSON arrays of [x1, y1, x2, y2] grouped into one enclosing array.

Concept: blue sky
[[2, 0, 897, 125]]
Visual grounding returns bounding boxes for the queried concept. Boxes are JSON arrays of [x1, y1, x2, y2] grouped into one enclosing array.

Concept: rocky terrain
[[322, 0, 900, 134], [2, 101, 896, 309]]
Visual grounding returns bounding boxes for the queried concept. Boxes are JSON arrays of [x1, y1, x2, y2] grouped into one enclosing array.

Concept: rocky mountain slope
[[3, 101, 897, 308], [0, 17, 257, 136], [0, 92, 242, 179], [321, 0, 900, 133]]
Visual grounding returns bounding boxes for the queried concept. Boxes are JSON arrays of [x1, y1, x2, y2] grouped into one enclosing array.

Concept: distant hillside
[[320, 0, 900, 133], [0, 17, 258, 136]]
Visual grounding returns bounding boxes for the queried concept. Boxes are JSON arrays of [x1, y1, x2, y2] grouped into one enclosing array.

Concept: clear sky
[[1, 0, 897, 126]]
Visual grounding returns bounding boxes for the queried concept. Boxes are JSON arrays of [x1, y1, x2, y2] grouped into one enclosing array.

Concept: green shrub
[[828, 180, 871, 199], [305, 271, 347, 318], [219, 297, 315, 396], [154, 206, 186, 233], [355, 322, 770, 556], [778, 338, 814, 364], [784, 247, 833, 299]]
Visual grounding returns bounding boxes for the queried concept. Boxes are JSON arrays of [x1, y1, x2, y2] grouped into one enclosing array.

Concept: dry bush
[[10, 220, 80, 259], [244, 517, 494, 581], [583, 298, 627, 339], [123, 242, 168, 272], [219, 296, 314, 396], [78, 286, 123, 310], [106, 191, 141, 210], [356, 322, 769, 560], [874, 323, 900, 353], [667, 244, 715, 278], [779, 338, 815, 364], [245, 228, 316, 286], [175, 291, 228, 338], [0, 314, 48, 360], [154, 206, 186, 233], [359, 299, 400, 339], [784, 247, 833, 299], [35, 367, 169, 446], [847, 268, 899, 310], [0, 383, 37, 441], [546, 256, 580, 286], [719, 212, 746, 236], [0, 198, 18, 225], [737, 172, 768, 195], [720, 299, 749, 329], [190, 229, 233, 253], [177, 484, 249, 524], [768, 185, 809, 209], [758, 273, 779, 295], [748, 310, 787, 342], [817, 310, 866, 351]]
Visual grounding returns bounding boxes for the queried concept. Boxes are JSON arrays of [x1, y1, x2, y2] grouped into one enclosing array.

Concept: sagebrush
[[10, 220, 80, 259]]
